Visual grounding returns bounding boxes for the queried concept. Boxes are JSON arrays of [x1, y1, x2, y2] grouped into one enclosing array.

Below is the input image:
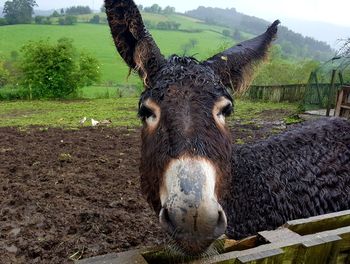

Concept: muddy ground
[[0, 110, 296, 264]]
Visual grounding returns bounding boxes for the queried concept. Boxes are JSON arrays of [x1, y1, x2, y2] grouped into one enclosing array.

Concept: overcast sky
[[1, 0, 347, 27]]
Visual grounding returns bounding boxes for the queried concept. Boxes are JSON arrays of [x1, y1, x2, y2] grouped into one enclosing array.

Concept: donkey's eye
[[138, 101, 161, 129], [139, 105, 154, 120], [219, 103, 233, 117], [213, 98, 232, 127]]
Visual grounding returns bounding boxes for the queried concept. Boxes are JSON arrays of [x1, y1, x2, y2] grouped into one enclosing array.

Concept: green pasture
[[0, 98, 297, 128], [0, 14, 235, 84]]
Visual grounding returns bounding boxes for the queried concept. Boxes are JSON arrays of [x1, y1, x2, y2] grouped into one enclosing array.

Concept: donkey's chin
[[167, 235, 222, 258]]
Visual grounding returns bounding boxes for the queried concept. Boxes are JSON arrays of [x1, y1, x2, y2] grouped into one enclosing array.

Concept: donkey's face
[[105, 0, 279, 255], [139, 59, 233, 253]]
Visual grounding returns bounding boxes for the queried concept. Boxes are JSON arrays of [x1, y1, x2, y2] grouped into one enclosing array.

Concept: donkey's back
[[227, 118, 350, 239]]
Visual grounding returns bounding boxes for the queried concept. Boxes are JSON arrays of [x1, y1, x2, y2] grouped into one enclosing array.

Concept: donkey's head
[[105, 0, 279, 255]]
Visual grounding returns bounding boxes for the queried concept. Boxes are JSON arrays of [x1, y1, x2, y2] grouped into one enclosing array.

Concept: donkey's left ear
[[202, 20, 280, 93], [105, 0, 165, 87]]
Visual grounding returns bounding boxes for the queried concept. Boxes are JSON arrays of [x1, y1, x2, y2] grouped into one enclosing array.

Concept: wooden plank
[[340, 104, 350, 110], [236, 249, 284, 263], [259, 228, 301, 243], [284, 210, 350, 235], [77, 250, 148, 264], [78, 213, 350, 264], [335, 90, 343, 116]]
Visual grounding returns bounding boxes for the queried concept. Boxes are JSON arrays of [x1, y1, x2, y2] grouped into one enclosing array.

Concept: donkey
[[105, 0, 350, 256]]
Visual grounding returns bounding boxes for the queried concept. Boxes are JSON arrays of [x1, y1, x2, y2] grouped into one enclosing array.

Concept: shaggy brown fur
[[103, 0, 350, 256]]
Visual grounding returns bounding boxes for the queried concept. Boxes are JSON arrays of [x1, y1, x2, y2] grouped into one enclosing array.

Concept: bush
[[51, 10, 60, 17], [0, 18, 8, 26], [65, 6, 91, 15], [35, 16, 44, 24], [89, 15, 100, 24], [222, 29, 231, 37], [156, 21, 180, 30], [35, 16, 52, 25], [58, 16, 77, 25], [19, 38, 101, 99], [0, 60, 10, 87]]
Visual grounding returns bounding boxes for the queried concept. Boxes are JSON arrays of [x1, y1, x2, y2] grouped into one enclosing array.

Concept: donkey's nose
[[159, 157, 227, 254], [159, 202, 227, 253]]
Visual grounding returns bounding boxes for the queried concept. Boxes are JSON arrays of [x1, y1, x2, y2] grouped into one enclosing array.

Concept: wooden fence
[[78, 210, 350, 264], [246, 84, 307, 103]]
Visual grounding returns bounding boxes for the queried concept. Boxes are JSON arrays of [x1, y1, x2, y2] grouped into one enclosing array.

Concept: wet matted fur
[[105, 0, 350, 255]]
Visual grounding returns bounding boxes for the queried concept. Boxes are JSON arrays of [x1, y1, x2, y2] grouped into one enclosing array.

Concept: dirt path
[[0, 115, 292, 264]]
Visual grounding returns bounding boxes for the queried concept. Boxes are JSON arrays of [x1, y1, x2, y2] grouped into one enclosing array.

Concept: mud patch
[[0, 111, 292, 263]]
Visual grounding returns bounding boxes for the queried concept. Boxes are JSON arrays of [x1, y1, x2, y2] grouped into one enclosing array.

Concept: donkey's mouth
[[168, 236, 220, 257]]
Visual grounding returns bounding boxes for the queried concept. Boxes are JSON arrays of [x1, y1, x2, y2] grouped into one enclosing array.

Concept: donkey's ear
[[105, 0, 165, 86], [202, 20, 280, 93]]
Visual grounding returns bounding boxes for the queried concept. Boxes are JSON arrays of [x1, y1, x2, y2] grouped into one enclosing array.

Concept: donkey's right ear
[[105, 0, 165, 86]]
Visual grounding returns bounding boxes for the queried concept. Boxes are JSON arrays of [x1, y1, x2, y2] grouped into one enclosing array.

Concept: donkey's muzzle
[[159, 157, 227, 255]]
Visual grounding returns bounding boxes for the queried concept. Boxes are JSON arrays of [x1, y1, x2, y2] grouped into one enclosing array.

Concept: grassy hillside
[[0, 13, 235, 85]]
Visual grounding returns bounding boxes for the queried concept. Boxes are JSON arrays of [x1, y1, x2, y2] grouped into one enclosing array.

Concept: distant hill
[[34, 10, 56, 17], [282, 18, 350, 49], [185, 7, 334, 61]]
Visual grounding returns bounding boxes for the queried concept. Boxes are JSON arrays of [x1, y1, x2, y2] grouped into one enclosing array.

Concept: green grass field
[[0, 98, 297, 128], [0, 13, 236, 85]]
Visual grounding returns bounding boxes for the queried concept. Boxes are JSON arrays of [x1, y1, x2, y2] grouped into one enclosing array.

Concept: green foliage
[[181, 38, 199, 55], [186, 7, 333, 61], [163, 6, 176, 15], [3, 0, 37, 24], [19, 38, 101, 99], [144, 4, 162, 14], [34, 16, 51, 25], [283, 114, 303, 125], [58, 16, 77, 25], [89, 15, 100, 24], [51, 10, 60, 17], [143, 4, 176, 15], [233, 29, 242, 41], [222, 29, 231, 37], [0, 59, 10, 87], [253, 46, 320, 85], [65, 6, 92, 15], [338, 38, 350, 56], [0, 18, 232, 84], [78, 53, 101, 86], [0, 18, 8, 26], [156, 21, 180, 30]]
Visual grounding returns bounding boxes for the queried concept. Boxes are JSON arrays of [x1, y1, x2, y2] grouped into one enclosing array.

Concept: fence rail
[[246, 84, 307, 103]]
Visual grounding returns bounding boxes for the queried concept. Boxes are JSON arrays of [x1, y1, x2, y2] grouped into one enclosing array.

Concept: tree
[[338, 38, 350, 56], [51, 10, 60, 17], [233, 29, 242, 41], [89, 15, 100, 24], [20, 38, 101, 99], [58, 16, 77, 25], [34, 15, 44, 24], [145, 4, 161, 13], [3, 0, 37, 24], [60, 8, 65, 15], [0, 18, 8, 26], [222, 29, 231, 37], [163, 6, 175, 14], [65, 6, 91, 15]]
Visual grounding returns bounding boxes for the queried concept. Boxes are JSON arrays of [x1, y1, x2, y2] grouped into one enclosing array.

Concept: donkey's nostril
[[216, 209, 227, 235], [159, 207, 175, 233]]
